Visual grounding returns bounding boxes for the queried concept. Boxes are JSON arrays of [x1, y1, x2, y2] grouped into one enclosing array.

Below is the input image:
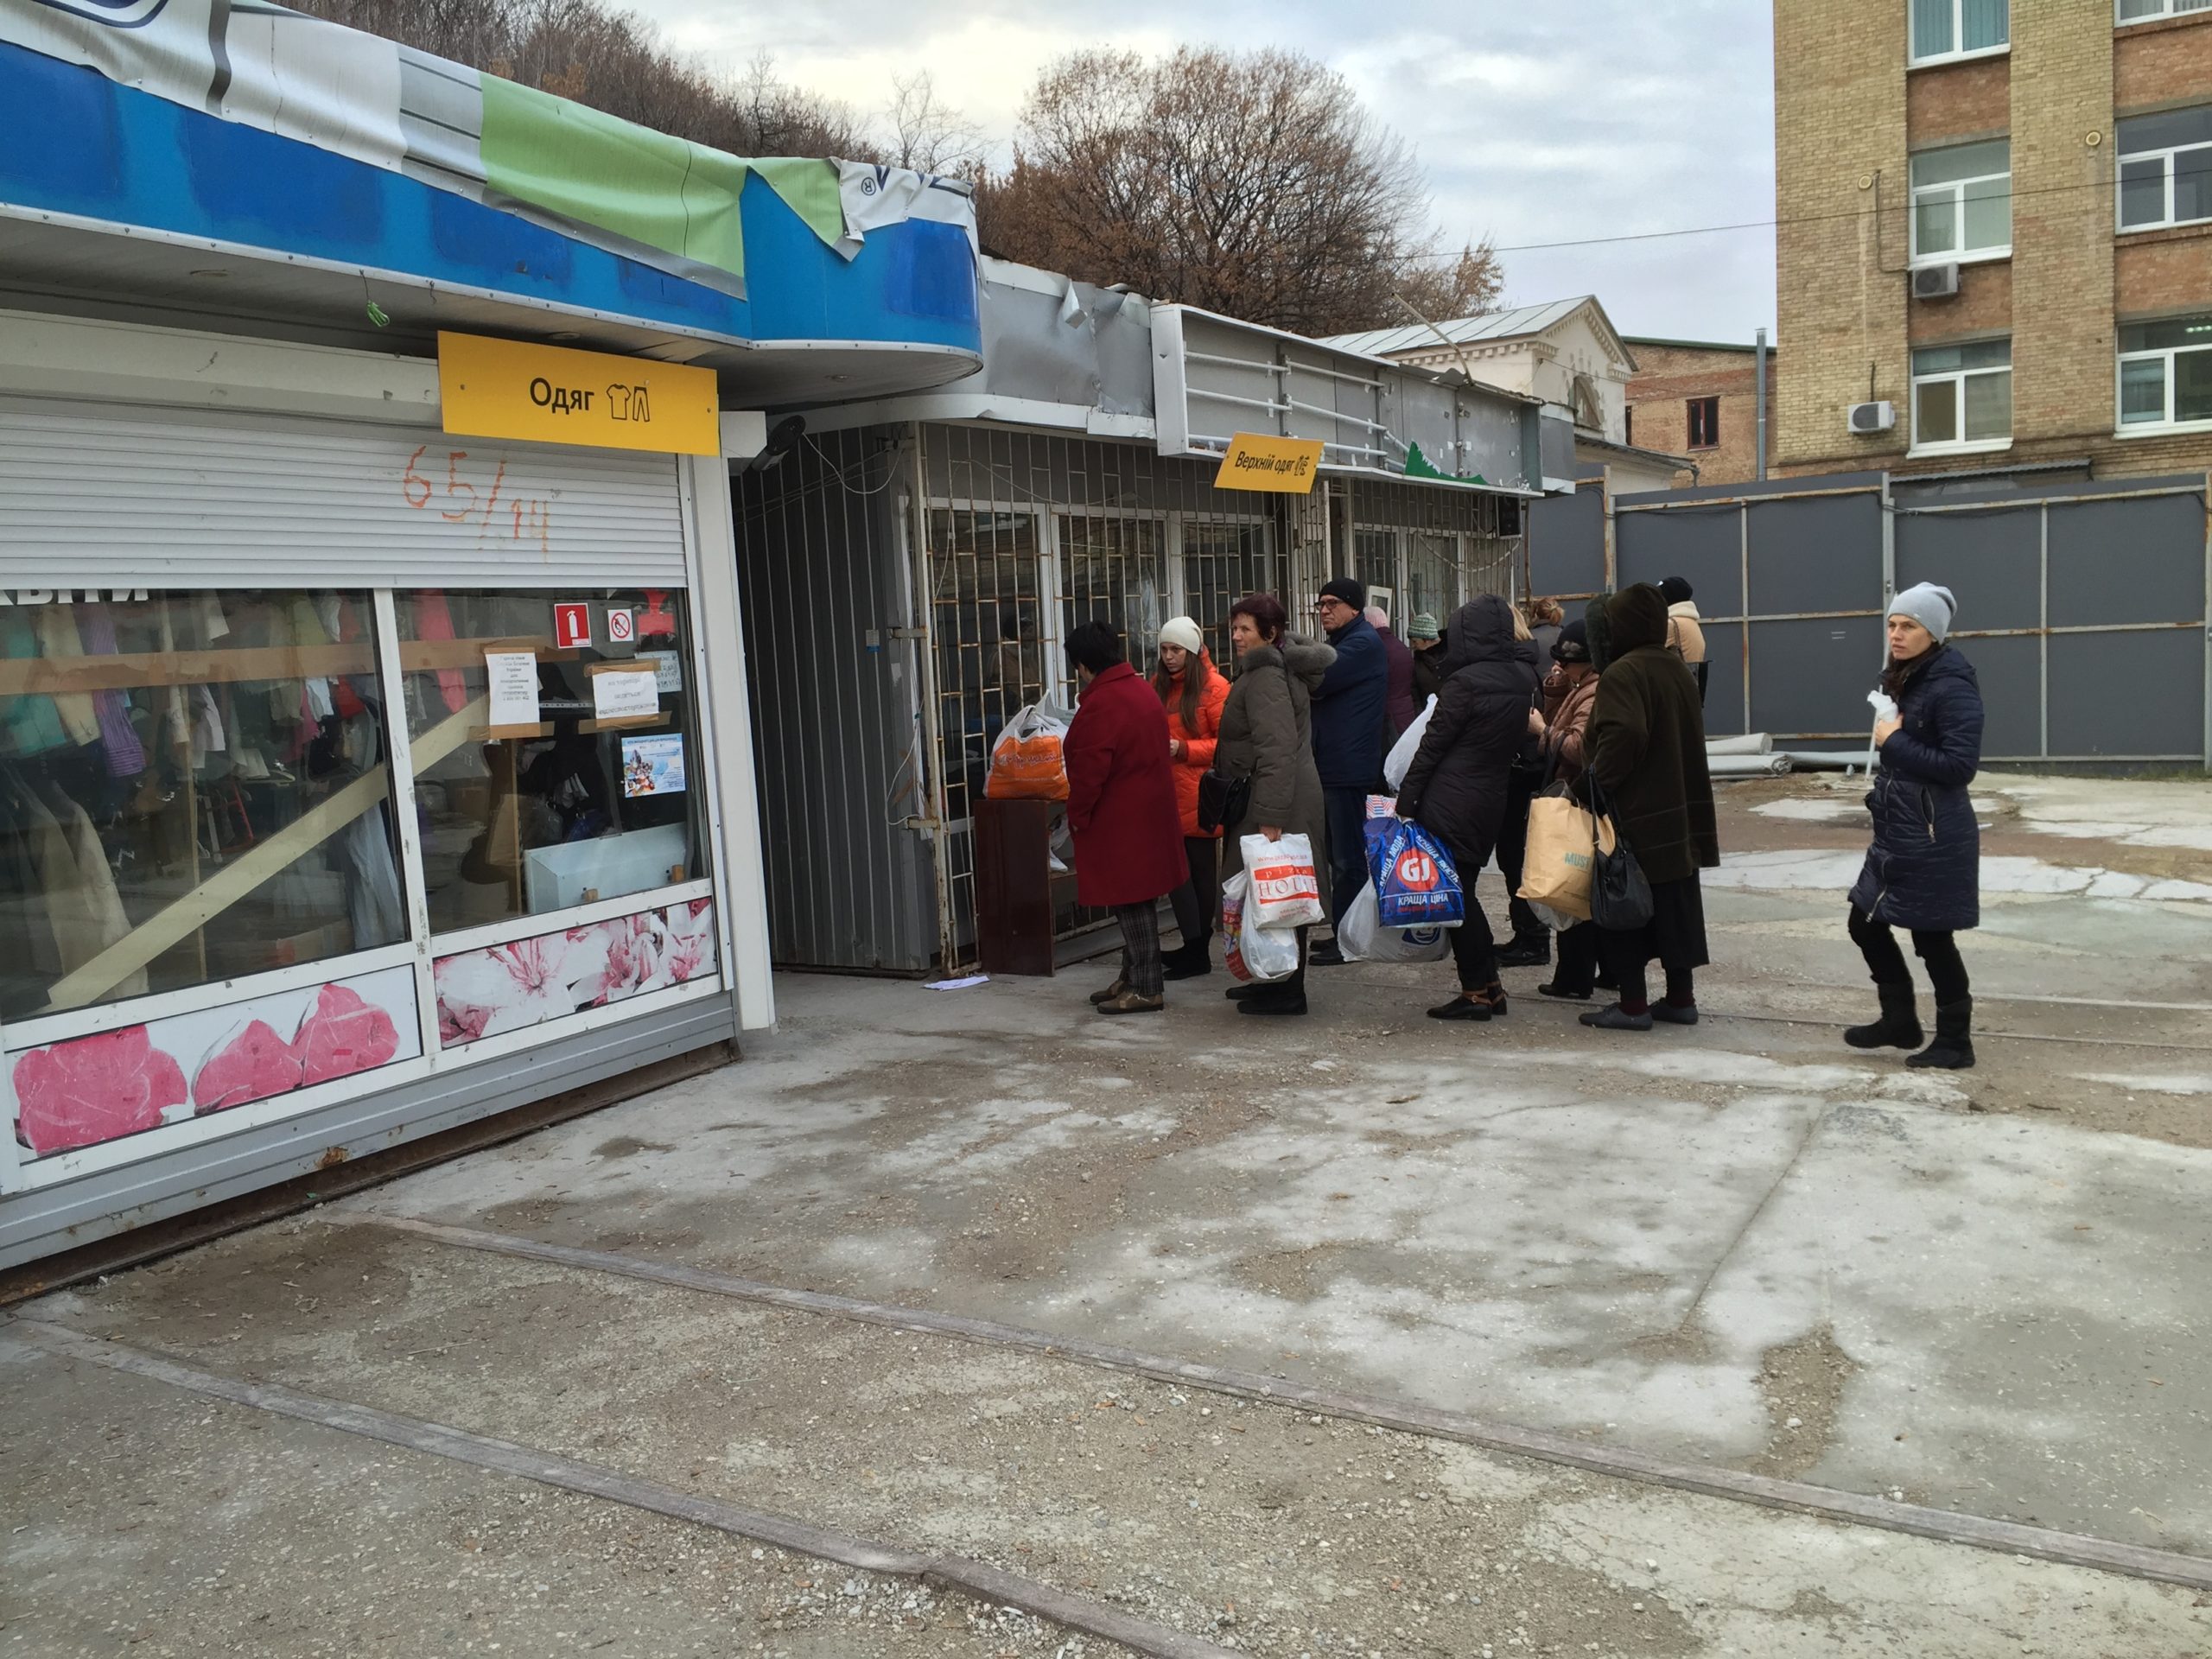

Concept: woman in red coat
[[1064, 619, 1188, 1014], [1153, 616, 1232, 980]]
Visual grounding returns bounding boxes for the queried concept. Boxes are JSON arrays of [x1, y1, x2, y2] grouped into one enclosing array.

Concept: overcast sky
[[624, 0, 1777, 346]]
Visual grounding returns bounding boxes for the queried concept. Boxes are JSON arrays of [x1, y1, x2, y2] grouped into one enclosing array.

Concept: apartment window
[[2117, 107, 2212, 231], [2118, 315, 2212, 430], [1686, 397, 1720, 448], [2120, 1, 2212, 22], [1910, 140, 2012, 263], [1911, 0, 2007, 62], [1911, 340, 2012, 449]]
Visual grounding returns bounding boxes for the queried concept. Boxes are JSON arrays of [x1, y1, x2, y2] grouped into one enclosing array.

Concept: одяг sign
[[437, 333, 720, 456], [1214, 432, 1326, 494]]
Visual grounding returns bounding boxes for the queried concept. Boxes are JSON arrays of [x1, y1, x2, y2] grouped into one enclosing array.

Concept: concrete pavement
[[8, 772, 2212, 1657]]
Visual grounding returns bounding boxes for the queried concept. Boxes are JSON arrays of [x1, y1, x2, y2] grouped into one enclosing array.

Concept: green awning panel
[[1404, 442, 1489, 487], [480, 77, 747, 279]]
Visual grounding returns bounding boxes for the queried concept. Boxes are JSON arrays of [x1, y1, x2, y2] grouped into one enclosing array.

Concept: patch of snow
[[2073, 1072, 2212, 1096]]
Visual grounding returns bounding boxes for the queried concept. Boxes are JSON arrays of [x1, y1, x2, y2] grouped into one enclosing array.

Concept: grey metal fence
[[1584, 470, 2208, 765]]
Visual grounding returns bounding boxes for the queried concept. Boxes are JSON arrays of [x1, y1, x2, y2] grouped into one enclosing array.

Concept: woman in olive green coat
[[1215, 594, 1335, 1017]]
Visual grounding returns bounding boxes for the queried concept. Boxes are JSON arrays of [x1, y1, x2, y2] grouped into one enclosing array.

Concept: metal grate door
[[1180, 520, 1274, 673], [926, 506, 1046, 955], [1057, 513, 1166, 686]]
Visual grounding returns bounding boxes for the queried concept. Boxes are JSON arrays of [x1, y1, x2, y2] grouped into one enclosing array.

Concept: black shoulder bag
[[1586, 772, 1655, 931], [1197, 661, 1287, 833]]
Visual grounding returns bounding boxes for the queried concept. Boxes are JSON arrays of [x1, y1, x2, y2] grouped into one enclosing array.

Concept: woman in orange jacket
[[1153, 616, 1231, 979]]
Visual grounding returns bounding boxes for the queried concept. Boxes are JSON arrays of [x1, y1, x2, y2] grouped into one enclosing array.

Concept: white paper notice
[[592, 666, 660, 721], [640, 650, 683, 693], [485, 652, 540, 728]]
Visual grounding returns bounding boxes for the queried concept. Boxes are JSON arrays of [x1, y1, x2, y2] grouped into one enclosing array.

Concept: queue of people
[[1056, 571, 1983, 1069]]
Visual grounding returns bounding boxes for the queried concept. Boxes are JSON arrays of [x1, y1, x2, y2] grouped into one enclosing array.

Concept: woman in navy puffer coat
[[1844, 583, 1984, 1070]]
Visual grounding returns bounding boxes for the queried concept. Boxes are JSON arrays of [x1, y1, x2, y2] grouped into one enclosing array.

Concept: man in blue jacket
[[1308, 576, 1389, 963]]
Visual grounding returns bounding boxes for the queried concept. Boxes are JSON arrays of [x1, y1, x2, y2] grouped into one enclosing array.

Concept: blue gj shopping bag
[[1363, 817, 1465, 930]]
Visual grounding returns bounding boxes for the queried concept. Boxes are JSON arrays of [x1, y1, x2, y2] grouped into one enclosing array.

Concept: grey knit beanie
[[1888, 582, 1956, 644]]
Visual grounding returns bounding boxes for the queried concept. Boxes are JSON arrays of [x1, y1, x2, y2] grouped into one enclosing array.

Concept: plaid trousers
[[1112, 902, 1164, 997]]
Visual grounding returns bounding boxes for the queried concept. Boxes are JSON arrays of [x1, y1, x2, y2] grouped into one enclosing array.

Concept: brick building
[[1624, 338, 1780, 486], [1774, 0, 2212, 477]]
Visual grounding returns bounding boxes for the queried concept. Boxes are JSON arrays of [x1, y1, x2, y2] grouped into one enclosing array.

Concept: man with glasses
[[1306, 576, 1389, 963]]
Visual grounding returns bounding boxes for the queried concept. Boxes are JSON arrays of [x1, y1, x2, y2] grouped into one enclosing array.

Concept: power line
[[1408, 170, 2143, 259]]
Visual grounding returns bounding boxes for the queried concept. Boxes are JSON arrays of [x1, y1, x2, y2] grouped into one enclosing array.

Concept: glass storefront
[[0, 590, 404, 1019], [3, 582, 719, 1169], [394, 588, 707, 935]]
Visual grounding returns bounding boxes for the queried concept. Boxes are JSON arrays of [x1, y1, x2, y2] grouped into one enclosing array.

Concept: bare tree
[[879, 72, 988, 176], [289, 0, 868, 159], [976, 48, 1502, 337]]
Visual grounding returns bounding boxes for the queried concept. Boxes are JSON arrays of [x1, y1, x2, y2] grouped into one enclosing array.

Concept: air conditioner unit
[[1912, 264, 1961, 300], [1848, 400, 1897, 435]]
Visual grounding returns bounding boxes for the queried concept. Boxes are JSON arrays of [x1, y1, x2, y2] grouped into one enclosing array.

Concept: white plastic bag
[[1222, 871, 1299, 982], [1241, 832, 1325, 929], [1338, 881, 1452, 963], [1383, 694, 1438, 791]]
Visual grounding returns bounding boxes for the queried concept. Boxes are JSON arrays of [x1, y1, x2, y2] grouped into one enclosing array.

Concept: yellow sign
[[1213, 432, 1326, 494], [437, 332, 720, 456]]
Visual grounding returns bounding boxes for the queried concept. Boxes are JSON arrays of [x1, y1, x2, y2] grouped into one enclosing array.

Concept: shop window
[[395, 590, 706, 935], [0, 590, 405, 1019], [1910, 140, 2012, 264], [2118, 315, 2212, 431], [1911, 0, 2007, 63], [2117, 107, 2212, 232], [1687, 397, 1721, 449], [1911, 339, 2013, 449]]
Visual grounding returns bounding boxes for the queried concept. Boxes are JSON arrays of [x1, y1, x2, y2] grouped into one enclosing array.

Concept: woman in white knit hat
[[1843, 582, 1985, 1070], [1149, 615, 1231, 979]]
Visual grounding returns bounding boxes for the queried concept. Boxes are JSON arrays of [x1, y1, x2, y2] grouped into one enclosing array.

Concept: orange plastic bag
[[983, 702, 1071, 801]]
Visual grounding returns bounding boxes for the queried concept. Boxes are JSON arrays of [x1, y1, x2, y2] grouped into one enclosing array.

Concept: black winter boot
[[1908, 999, 1975, 1070], [1162, 941, 1213, 981], [1844, 983, 1923, 1051]]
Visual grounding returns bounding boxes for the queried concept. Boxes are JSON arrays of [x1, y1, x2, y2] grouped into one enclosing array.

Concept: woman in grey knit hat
[[1843, 582, 1984, 1070]]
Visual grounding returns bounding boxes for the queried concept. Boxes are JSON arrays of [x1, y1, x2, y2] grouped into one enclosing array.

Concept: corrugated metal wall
[[731, 429, 938, 972]]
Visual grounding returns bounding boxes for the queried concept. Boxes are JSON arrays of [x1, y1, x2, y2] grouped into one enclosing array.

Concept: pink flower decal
[[192, 1019, 304, 1114], [666, 932, 709, 982], [292, 983, 400, 1087], [14, 1026, 188, 1157]]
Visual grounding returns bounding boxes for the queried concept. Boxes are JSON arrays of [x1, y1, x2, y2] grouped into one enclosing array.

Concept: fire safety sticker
[[553, 603, 592, 649]]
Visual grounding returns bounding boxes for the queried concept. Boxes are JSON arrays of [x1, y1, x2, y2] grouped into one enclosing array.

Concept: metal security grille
[[1058, 514, 1167, 682], [926, 506, 1046, 957], [1181, 521, 1274, 671]]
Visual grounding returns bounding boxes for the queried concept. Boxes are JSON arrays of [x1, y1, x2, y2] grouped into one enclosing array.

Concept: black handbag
[[1586, 777, 1655, 931], [1196, 769, 1250, 836]]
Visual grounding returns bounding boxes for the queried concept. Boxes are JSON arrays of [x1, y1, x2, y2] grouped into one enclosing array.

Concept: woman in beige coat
[[1214, 594, 1334, 1018]]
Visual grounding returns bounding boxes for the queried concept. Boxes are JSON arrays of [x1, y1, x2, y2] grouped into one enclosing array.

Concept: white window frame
[[2115, 324, 2212, 435], [1909, 342, 2014, 457], [1910, 0, 2010, 66], [2118, 0, 2212, 24], [1909, 144, 2013, 267], [2116, 128, 2212, 233]]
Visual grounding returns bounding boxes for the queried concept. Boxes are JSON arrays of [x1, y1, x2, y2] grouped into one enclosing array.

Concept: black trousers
[[1553, 920, 1600, 991], [1493, 771, 1541, 939], [1323, 785, 1367, 926], [1449, 904, 1499, 992], [1848, 905, 1969, 1004], [1167, 835, 1221, 945]]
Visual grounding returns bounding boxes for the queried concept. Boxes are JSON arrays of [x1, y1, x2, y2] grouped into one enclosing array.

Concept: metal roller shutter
[[0, 395, 686, 588]]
